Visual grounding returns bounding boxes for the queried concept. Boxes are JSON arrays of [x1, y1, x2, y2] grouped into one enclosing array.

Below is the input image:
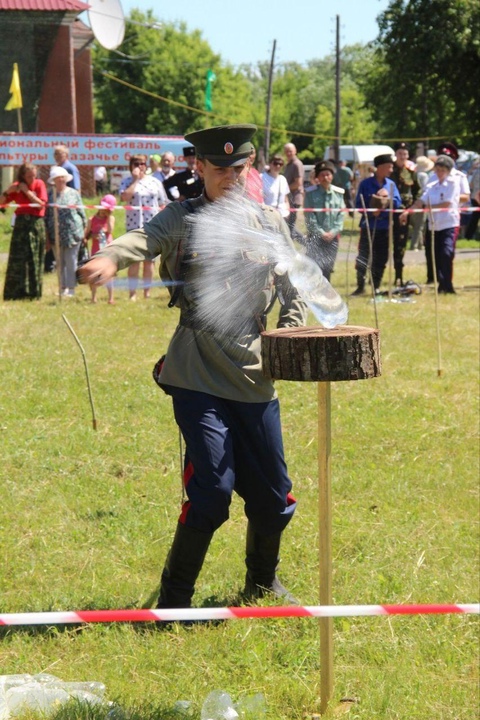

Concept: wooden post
[[388, 184, 394, 301], [318, 381, 333, 713], [261, 325, 381, 715], [53, 186, 62, 300], [427, 201, 443, 376]]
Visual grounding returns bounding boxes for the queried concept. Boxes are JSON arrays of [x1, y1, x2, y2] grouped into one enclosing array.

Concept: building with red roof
[[0, 0, 95, 190]]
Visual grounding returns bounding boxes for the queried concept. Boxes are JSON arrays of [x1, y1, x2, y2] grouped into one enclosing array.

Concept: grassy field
[[0, 206, 479, 719]]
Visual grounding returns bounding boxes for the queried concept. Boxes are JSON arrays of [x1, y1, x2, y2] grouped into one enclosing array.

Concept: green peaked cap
[[184, 124, 257, 167]]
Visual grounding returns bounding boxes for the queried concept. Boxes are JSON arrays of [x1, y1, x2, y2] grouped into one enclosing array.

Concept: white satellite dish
[[88, 0, 125, 51]]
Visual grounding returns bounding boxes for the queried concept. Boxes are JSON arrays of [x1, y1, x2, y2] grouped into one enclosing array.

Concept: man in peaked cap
[[436, 142, 459, 162], [163, 145, 203, 201], [421, 140, 471, 283], [352, 152, 402, 295], [78, 125, 307, 611], [435, 142, 470, 203]]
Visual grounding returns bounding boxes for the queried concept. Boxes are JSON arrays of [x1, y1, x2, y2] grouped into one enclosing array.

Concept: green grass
[[0, 220, 479, 719]]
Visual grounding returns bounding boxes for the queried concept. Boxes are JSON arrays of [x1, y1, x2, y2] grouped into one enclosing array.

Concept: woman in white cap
[[45, 166, 86, 297]]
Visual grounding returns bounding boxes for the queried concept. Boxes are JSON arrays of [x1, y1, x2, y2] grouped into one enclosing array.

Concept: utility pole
[[264, 39, 276, 164], [334, 15, 340, 163]]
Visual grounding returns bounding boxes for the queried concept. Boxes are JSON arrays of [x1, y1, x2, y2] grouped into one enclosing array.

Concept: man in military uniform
[[303, 160, 345, 281], [391, 142, 420, 285], [352, 153, 402, 295], [163, 146, 204, 201], [421, 141, 471, 283], [79, 125, 307, 610]]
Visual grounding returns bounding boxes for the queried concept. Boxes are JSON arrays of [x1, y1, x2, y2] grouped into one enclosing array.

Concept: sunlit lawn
[[0, 205, 478, 719]]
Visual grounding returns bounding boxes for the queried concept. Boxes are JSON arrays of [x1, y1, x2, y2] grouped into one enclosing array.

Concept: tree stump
[[261, 325, 381, 382], [261, 324, 381, 715]]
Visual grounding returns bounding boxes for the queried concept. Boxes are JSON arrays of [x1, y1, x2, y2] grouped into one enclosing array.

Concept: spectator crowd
[[1, 138, 478, 302]]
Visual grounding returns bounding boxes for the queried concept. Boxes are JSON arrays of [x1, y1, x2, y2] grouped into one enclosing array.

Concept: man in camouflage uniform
[[79, 124, 307, 611], [391, 142, 420, 285]]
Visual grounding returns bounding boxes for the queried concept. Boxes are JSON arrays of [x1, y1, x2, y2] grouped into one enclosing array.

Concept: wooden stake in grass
[[359, 195, 379, 329], [427, 200, 443, 377], [261, 325, 381, 715], [62, 314, 98, 430], [53, 186, 63, 301], [388, 184, 394, 301], [345, 210, 357, 297]]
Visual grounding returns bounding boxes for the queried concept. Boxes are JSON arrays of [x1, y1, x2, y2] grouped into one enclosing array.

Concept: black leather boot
[[243, 522, 298, 604], [350, 273, 365, 296], [157, 523, 213, 608]]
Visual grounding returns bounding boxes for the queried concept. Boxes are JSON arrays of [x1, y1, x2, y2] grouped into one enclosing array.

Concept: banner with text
[[0, 134, 193, 166]]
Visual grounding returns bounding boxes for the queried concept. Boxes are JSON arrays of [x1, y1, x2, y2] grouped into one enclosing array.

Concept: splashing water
[[184, 189, 348, 334]]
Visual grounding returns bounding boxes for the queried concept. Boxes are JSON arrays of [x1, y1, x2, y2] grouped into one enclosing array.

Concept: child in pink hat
[[83, 194, 117, 303]]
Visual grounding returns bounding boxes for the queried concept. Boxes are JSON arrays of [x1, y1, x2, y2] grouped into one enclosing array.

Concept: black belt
[[179, 314, 264, 336]]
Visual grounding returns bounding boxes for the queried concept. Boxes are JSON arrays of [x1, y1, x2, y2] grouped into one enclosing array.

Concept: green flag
[[205, 69, 216, 112]]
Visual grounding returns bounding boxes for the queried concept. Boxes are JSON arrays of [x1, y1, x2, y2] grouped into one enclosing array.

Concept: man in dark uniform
[[391, 142, 420, 285], [79, 125, 307, 610], [163, 145, 204, 201], [352, 153, 402, 295]]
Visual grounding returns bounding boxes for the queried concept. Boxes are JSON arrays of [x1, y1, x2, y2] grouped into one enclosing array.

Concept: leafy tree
[[362, 0, 480, 147], [92, 9, 255, 134], [261, 50, 378, 161], [91, 11, 379, 159]]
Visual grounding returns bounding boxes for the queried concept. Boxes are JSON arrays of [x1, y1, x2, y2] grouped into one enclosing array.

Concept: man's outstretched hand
[[77, 256, 117, 285]]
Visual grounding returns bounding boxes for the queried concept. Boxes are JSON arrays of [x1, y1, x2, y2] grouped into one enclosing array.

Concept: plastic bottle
[[98, 229, 107, 249], [0, 677, 33, 720], [200, 690, 239, 720], [0, 674, 107, 718], [0, 698, 7, 720], [5, 684, 70, 716], [0, 676, 34, 691], [172, 700, 193, 716], [234, 693, 266, 719], [279, 253, 348, 329]]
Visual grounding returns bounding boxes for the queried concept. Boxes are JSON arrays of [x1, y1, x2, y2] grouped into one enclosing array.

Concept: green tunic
[[96, 196, 307, 403], [303, 184, 345, 238]]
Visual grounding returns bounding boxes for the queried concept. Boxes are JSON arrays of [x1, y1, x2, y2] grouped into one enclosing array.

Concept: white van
[[323, 145, 395, 180]]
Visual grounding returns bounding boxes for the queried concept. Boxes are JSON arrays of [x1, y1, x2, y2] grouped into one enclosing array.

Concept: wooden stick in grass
[[359, 194, 379, 329], [427, 200, 443, 377], [53, 186, 63, 301], [62, 314, 98, 430]]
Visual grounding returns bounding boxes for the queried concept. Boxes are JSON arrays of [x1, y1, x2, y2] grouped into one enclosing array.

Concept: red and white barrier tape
[[0, 604, 478, 626], [290, 207, 480, 214], [1, 203, 479, 214], [0, 203, 167, 212]]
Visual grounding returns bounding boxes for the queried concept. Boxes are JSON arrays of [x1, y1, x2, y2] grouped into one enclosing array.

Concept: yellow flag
[[5, 63, 22, 111]]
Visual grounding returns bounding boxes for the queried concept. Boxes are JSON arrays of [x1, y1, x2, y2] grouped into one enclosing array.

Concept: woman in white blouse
[[120, 154, 167, 300], [261, 155, 290, 218]]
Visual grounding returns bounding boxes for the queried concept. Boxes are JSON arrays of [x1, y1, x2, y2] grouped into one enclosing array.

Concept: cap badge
[[224, 142, 234, 155]]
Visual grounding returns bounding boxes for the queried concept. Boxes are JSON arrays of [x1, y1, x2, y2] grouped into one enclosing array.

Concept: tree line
[[92, 0, 480, 160]]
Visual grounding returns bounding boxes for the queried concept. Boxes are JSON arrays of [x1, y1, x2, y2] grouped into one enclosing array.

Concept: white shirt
[[153, 169, 176, 183], [94, 166, 107, 182], [421, 174, 460, 231], [451, 167, 470, 198], [261, 172, 290, 218], [119, 174, 168, 231]]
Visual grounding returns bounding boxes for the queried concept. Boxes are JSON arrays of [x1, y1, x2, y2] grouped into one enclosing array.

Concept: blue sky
[[87, 0, 391, 67]]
